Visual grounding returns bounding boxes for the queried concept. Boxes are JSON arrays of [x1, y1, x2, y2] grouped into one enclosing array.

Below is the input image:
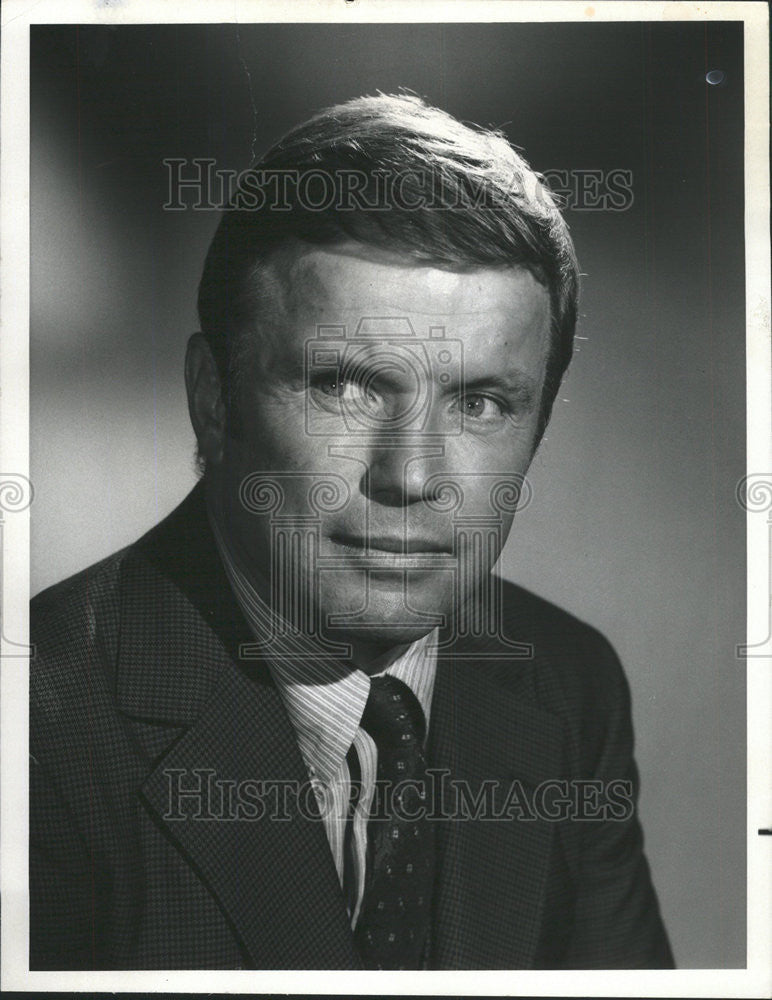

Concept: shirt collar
[[207, 497, 438, 784]]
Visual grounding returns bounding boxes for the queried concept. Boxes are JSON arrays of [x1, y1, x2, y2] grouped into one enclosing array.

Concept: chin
[[324, 622, 439, 667], [315, 570, 453, 641]]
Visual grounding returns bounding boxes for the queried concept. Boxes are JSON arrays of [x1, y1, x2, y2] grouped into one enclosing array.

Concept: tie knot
[[361, 675, 426, 749]]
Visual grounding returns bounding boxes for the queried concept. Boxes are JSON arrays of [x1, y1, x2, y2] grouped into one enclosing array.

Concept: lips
[[330, 533, 452, 555]]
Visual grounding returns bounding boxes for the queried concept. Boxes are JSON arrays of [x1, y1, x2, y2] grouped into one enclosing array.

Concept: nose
[[363, 435, 443, 507]]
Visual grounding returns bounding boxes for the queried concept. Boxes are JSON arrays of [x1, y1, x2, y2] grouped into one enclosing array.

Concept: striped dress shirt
[[207, 503, 437, 927]]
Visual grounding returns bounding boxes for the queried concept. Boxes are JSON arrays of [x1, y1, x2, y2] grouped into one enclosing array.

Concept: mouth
[[329, 533, 453, 556]]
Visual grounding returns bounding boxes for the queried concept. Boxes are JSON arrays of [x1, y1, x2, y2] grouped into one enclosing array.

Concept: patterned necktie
[[352, 675, 434, 970]]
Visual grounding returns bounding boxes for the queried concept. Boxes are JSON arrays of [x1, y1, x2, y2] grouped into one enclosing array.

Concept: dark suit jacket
[[30, 483, 674, 970]]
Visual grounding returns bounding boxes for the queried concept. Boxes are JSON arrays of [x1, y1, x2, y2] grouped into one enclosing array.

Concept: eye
[[460, 394, 505, 421], [310, 372, 379, 407], [318, 376, 348, 398]]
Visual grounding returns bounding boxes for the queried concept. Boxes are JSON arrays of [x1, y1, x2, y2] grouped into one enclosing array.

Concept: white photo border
[[2, 1, 769, 995]]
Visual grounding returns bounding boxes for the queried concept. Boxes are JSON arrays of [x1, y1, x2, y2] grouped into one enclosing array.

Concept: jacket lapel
[[116, 485, 361, 969], [139, 654, 361, 968], [428, 645, 565, 969]]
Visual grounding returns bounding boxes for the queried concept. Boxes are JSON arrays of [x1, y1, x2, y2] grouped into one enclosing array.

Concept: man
[[30, 94, 673, 970]]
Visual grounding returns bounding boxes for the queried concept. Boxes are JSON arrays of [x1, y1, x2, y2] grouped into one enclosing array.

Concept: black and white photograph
[[1, 0, 769, 994]]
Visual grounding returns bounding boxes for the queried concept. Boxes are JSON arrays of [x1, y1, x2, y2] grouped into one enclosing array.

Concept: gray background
[[31, 22, 746, 967]]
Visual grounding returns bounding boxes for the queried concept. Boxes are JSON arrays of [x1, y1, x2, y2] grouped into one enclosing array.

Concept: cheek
[[239, 397, 321, 471], [445, 430, 536, 478]]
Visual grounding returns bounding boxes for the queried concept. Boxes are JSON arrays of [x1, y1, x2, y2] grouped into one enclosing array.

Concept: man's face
[[211, 242, 551, 663]]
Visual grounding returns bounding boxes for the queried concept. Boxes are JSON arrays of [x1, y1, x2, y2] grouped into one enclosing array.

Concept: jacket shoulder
[[498, 576, 620, 663], [32, 546, 128, 617], [32, 547, 130, 649], [29, 486, 217, 738], [30, 548, 131, 730], [496, 576, 631, 727], [30, 487, 201, 663]]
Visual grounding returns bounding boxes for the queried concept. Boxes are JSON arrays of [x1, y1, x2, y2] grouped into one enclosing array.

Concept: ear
[[185, 332, 227, 466]]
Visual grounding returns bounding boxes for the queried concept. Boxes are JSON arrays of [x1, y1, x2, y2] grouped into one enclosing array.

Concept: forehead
[[256, 242, 551, 366]]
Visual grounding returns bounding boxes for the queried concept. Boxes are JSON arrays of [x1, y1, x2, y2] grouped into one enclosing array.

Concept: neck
[[343, 636, 414, 675]]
